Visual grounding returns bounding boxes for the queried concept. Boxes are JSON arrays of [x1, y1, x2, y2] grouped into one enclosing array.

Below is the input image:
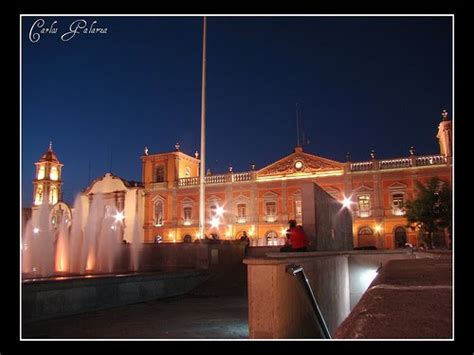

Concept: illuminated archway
[[358, 226, 375, 248]]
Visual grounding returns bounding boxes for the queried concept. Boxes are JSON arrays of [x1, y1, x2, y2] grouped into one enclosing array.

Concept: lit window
[[50, 166, 58, 181], [37, 166, 45, 180], [392, 193, 405, 216], [266, 202, 277, 217], [49, 185, 58, 205], [358, 195, 371, 217], [237, 204, 246, 218], [184, 206, 192, 220], [34, 184, 43, 205], [154, 200, 164, 226], [155, 166, 165, 183], [265, 231, 279, 245]]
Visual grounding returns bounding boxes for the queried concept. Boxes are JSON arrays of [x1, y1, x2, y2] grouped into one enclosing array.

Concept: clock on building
[[294, 160, 304, 171]]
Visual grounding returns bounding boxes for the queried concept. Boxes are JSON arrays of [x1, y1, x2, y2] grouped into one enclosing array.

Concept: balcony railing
[[176, 154, 448, 186], [178, 172, 254, 187], [350, 154, 447, 172], [350, 161, 373, 171], [379, 158, 411, 170], [415, 155, 447, 166]]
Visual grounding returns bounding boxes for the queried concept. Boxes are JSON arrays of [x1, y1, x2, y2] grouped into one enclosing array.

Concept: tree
[[404, 177, 452, 249]]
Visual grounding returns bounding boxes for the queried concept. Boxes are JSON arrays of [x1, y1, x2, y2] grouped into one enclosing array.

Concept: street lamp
[[374, 224, 383, 250], [341, 196, 352, 209]]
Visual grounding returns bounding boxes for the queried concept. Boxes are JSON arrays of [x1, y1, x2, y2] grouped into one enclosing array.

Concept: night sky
[[21, 16, 452, 205]]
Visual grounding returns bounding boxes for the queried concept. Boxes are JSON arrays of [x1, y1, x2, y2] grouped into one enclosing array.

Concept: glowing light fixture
[[215, 206, 224, 217], [114, 211, 125, 223], [33, 227, 40, 234], [341, 196, 352, 209], [374, 224, 382, 233], [210, 217, 220, 229]]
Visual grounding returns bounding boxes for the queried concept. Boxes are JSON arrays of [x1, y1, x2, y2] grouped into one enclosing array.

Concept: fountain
[[21, 192, 213, 324], [22, 193, 138, 278]]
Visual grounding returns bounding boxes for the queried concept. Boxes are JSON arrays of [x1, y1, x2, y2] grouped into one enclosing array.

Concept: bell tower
[[33, 142, 63, 206], [437, 109, 452, 159]]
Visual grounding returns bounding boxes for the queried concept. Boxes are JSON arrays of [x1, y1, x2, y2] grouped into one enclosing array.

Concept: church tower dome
[[33, 142, 64, 206]]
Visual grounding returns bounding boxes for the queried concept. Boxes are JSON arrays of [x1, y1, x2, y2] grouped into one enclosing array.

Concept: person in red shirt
[[280, 220, 309, 252]]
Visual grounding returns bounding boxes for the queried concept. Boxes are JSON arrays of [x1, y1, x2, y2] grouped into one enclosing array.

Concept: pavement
[[22, 262, 249, 339]]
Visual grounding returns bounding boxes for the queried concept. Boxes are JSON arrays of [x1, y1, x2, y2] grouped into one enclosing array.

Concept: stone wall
[[22, 242, 247, 323], [244, 250, 416, 339], [301, 182, 353, 251], [22, 270, 209, 323]]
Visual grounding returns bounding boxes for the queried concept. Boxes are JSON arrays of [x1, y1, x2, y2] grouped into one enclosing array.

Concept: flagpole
[[199, 16, 207, 240], [296, 102, 300, 147]]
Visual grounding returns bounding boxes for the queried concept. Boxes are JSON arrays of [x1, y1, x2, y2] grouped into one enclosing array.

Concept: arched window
[[358, 226, 376, 248], [154, 200, 164, 226], [358, 226, 373, 235], [34, 184, 44, 205], [50, 166, 59, 181], [265, 230, 279, 246], [37, 166, 45, 180], [49, 185, 58, 205], [394, 226, 407, 248]]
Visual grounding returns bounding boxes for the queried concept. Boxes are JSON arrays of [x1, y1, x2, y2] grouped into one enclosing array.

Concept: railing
[[350, 154, 447, 172], [415, 155, 447, 166], [379, 158, 411, 170], [205, 174, 227, 184], [350, 161, 373, 171], [233, 172, 252, 182], [178, 177, 199, 187], [176, 155, 448, 185], [178, 172, 254, 187]]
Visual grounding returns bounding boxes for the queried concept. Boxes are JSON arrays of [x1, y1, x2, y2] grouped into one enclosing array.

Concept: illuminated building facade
[[141, 112, 452, 249], [80, 173, 145, 243]]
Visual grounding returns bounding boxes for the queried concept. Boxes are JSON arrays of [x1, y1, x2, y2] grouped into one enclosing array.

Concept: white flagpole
[[199, 17, 207, 240]]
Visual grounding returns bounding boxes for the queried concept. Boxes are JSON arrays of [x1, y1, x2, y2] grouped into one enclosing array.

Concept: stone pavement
[[23, 262, 249, 339]]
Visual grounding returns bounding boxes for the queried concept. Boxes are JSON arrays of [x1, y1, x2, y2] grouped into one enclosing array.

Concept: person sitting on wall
[[280, 220, 309, 252]]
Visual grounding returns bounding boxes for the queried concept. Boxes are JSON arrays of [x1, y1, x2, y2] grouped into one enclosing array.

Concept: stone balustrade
[[176, 154, 448, 186], [379, 158, 412, 169], [350, 161, 373, 171], [350, 154, 447, 172], [415, 155, 447, 166]]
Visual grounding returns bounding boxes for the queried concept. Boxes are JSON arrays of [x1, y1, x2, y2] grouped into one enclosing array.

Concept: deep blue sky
[[21, 16, 452, 205]]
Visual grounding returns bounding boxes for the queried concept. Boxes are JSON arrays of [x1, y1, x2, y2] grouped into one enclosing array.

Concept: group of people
[[280, 219, 309, 252], [240, 220, 309, 252]]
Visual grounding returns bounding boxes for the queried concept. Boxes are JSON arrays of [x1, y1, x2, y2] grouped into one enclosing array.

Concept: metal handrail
[[286, 263, 331, 339]]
